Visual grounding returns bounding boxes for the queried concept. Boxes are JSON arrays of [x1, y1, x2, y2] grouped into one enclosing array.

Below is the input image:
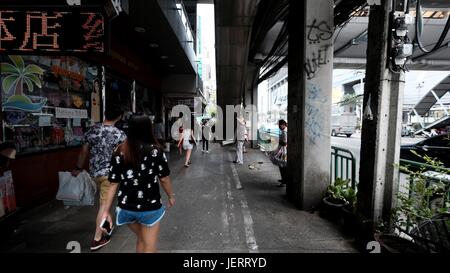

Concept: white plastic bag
[[56, 171, 85, 201], [268, 146, 288, 168], [56, 171, 97, 206]]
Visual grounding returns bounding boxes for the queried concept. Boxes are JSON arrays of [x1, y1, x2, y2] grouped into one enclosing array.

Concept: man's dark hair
[[104, 105, 123, 121], [278, 119, 287, 126]]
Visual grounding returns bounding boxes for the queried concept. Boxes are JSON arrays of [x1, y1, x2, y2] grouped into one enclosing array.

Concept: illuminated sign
[[0, 9, 104, 53]]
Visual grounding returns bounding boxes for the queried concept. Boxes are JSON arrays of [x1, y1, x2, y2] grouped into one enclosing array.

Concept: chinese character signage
[[0, 9, 105, 53]]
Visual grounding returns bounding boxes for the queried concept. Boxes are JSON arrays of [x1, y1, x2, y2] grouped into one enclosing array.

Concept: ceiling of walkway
[[334, 3, 450, 70], [214, 0, 450, 111], [257, 0, 450, 73], [214, 0, 368, 103]]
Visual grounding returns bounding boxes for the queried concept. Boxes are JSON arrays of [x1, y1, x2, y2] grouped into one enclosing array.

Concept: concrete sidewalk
[[0, 143, 357, 253]]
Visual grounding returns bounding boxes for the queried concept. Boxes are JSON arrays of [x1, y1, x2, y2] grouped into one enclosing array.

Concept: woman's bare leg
[[128, 223, 144, 253], [185, 149, 192, 164], [140, 222, 161, 253]]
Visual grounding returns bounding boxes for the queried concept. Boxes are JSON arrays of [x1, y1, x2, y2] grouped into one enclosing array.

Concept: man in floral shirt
[[72, 106, 126, 251]]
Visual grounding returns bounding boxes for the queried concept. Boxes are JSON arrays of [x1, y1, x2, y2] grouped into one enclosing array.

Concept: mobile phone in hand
[[100, 218, 113, 236]]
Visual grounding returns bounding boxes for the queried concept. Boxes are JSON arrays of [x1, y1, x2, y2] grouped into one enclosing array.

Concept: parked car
[[331, 112, 357, 137], [400, 134, 450, 168]]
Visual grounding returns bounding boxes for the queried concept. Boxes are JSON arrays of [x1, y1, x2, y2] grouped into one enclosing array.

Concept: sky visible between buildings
[[197, 4, 217, 105]]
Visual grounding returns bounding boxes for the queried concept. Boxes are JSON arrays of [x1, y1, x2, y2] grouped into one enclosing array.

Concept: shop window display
[[105, 73, 132, 133], [135, 83, 156, 116], [1, 55, 99, 155]]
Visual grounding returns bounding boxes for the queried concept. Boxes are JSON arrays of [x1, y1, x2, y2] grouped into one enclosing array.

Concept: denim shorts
[[116, 206, 165, 227]]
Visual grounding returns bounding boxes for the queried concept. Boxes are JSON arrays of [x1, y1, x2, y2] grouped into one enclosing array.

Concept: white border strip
[[228, 153, 259, 252]]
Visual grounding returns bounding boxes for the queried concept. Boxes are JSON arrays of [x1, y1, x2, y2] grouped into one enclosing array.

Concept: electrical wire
[[413, 0, 450, 55]]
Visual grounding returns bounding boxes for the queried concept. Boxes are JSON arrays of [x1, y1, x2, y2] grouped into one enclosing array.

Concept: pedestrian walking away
[[202, 118, 211, 153], [153, 116, 165, 145], [233, 116, 248, 165], [101, 115, 175, 253], [177, 120, 196, 167], [72, 106, 126, 251]]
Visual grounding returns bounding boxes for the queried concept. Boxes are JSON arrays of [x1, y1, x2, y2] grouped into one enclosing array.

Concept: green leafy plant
[[327, 178, 355, 205], [393, 151, 450, 232], [343, 186, 357, 211]]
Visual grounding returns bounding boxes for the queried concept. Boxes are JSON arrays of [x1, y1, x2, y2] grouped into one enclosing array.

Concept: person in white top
[[177, 123, 196, 167], [233, 116, 248, 165], [153, 117, 165, 144], [201, 118, 211, 153]]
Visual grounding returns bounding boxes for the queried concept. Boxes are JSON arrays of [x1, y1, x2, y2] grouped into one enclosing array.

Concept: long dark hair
[[121, 115, 160, 168]]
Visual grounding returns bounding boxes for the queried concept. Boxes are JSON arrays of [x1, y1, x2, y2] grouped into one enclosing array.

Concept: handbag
[[189, 135, 195, 144]]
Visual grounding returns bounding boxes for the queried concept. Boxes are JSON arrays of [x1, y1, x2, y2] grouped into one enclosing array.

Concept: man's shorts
[[94, 176, 112, 203]]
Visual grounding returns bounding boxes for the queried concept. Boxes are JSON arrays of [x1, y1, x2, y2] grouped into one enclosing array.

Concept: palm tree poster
[[1, 55, 47, 112]]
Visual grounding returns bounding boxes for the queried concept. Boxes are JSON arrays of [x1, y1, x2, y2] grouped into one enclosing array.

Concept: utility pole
[[356, 0, 406, 248]]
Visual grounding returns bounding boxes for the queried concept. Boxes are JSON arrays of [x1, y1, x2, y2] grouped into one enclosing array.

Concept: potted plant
[[321, 178, 351, 221], [374, 153, 450, 253], [340, 186, 358, 234]]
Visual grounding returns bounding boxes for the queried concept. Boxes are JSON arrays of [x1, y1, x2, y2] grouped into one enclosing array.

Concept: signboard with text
[[55, 107, 88, 119], [0, 9, 105, 54]]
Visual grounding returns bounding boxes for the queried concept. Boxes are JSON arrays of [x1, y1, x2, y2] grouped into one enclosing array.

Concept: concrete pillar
[[244, 63, 259, 149], [250, 78, 258, 149], [356, 0, 404, 244], [214, 0, 258, 143], [287, 0, 333, 209]]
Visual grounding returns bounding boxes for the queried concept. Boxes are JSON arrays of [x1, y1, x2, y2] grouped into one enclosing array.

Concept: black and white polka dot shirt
[[108, 145, 170, 211]]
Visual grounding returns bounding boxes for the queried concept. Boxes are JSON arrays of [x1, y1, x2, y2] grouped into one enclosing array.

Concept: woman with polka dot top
[[101, 115, 175, 253]]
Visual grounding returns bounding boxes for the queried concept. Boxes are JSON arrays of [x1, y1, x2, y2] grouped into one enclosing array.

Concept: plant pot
[[374, 233, 428, 253], [341, 206, 357, 235], [320, 197, 347, 222]]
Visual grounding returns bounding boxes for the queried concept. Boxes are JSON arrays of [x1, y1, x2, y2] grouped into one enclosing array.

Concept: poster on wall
[[0, 170, 16, 214], [91, 78, 101, 122], [0, 194, 5, 217], [1, 55, 48, 112], [1, 55, 96, 154]]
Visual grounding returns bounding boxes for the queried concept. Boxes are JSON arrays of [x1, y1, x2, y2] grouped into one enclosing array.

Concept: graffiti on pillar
[[306, 104, 322, 145], [304, 44, 331, 80], [307, 83, 328, 104], [305, 84, 328, 145], [306, 19, 333, 44]]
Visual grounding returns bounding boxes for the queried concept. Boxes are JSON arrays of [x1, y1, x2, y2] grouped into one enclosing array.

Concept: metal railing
[[399, 159, 450, 205], [330, 146, 357, 189]]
